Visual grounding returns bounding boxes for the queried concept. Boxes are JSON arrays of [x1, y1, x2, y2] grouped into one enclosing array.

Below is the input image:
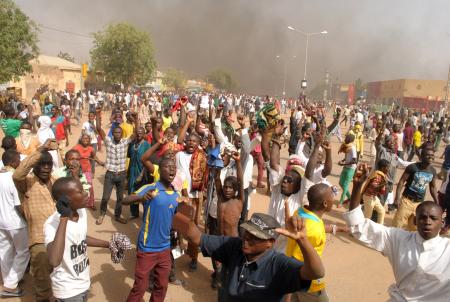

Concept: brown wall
[[9, 64, 81, 101]]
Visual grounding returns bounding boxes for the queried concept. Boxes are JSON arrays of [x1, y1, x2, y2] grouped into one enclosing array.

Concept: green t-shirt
[[0, 118, 22, 138]]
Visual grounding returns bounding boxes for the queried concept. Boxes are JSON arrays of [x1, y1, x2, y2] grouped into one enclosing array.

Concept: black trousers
[[100, 170, 126, 217]]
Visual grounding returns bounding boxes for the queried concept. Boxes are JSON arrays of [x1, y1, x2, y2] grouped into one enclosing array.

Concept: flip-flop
[[0, 289, 24, 297]]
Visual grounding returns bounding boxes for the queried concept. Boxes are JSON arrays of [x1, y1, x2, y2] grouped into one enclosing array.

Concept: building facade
[[8, 55, 82, 101], [367, 79, 447, 111]]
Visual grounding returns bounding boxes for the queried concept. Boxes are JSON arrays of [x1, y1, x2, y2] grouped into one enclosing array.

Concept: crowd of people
[[0, 88, 449, 302]]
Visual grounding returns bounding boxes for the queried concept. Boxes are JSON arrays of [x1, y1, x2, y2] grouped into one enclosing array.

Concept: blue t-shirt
[[134, 182, 180, 252], [44, 104, 54, 117], [403, 163, 436, 201]]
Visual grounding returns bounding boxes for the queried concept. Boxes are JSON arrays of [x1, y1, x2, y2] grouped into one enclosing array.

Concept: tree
[[0, 0, 39, 83], [90, 22, 156, 87], [162, 68, 186, 91], [206, 68, 237, 92], [57, 51, 75, 63]]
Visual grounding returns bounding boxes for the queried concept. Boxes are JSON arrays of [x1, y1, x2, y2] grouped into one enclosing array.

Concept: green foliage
[[57, 51, 75, 63], [162, 68, 186, 91], [0, 0, 39, 83], [90, 22, 156, 87], [206, 68, 237, 92]]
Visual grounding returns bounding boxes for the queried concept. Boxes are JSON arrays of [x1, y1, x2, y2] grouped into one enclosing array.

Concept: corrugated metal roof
[[31, 55, 81, 71]]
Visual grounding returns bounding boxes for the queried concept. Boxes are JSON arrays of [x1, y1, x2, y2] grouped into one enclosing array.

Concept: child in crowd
[[81, 112, 98, 175], [361, 159, 389, 224], [44, 177, 110, 301], [72, 134, 105, 210], [215, 152, 244, 237], [144, 122, 153, 144]]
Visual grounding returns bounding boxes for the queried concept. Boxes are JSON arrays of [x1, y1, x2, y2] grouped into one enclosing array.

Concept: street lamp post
[[276, 55, 296, 97], [287, 26, 327, 90]]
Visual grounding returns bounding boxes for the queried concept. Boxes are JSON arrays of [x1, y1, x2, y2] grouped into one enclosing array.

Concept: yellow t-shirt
[[413, 131, 422, 147], [162, 116, 172, 132], [286, 207, 326, 293], [120, 122, 134, 139]]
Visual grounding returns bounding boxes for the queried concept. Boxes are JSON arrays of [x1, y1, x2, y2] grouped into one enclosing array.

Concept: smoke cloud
[[15, 0, 450, 96]]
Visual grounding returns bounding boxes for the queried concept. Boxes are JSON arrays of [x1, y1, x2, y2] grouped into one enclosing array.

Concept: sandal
[[96, 215, 105, 225], [0, 289, 24, 297], [115, 217, 128, 224]]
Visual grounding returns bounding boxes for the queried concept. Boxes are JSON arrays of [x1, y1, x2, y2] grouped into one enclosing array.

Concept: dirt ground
[[4, 109, 445, 302]]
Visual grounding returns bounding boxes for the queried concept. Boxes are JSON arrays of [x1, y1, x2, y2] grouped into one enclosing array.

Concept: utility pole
[[446, 64, 450, 112], [323, 70, 329, 105]]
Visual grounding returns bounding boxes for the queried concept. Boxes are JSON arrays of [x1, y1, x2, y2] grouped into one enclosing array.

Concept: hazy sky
[[15, 0, 450, 95]]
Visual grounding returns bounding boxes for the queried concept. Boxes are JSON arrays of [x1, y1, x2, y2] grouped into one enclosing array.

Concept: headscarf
[[219, 142, 237, 158], [37, 116, 55, 144], [19, 129, 33, 149], [37, 115, 60, 168], [285, 154, 305, 177]]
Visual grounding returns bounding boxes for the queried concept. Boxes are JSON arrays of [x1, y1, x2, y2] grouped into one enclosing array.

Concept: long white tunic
[[343, 206, 450, 302]]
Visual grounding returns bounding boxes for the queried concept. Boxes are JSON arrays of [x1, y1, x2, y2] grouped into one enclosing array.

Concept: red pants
[[126, 249, 171, 302], [252, 151, 264, 184]]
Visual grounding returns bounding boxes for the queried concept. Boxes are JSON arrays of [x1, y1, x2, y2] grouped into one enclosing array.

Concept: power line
[[39, 24, 93, 39]]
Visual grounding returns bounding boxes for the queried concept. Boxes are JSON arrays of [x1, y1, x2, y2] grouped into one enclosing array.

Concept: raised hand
[[158, 136, 168, 145], [313, 131, 324, 146], [353, 163, 370, 184], [144, 189, 157, 201], [274, 120, 287, 136], [187, 113, 195, 124], [237, 115, 246, 128], [69, 161, 81, 178], [275, 201, 307, 241], [41, 138, 58, 151], [231, 151, 241, 162], [321, 139, 331, 150]]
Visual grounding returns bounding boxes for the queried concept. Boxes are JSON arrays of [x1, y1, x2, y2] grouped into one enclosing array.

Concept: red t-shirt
[[72, 144, 93, 172], [51, 116, 66, 141], [147, 133, 153, 144]]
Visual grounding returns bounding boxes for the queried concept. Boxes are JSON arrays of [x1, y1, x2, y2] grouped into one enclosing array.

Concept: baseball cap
[[240, 213, 281, 240]]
